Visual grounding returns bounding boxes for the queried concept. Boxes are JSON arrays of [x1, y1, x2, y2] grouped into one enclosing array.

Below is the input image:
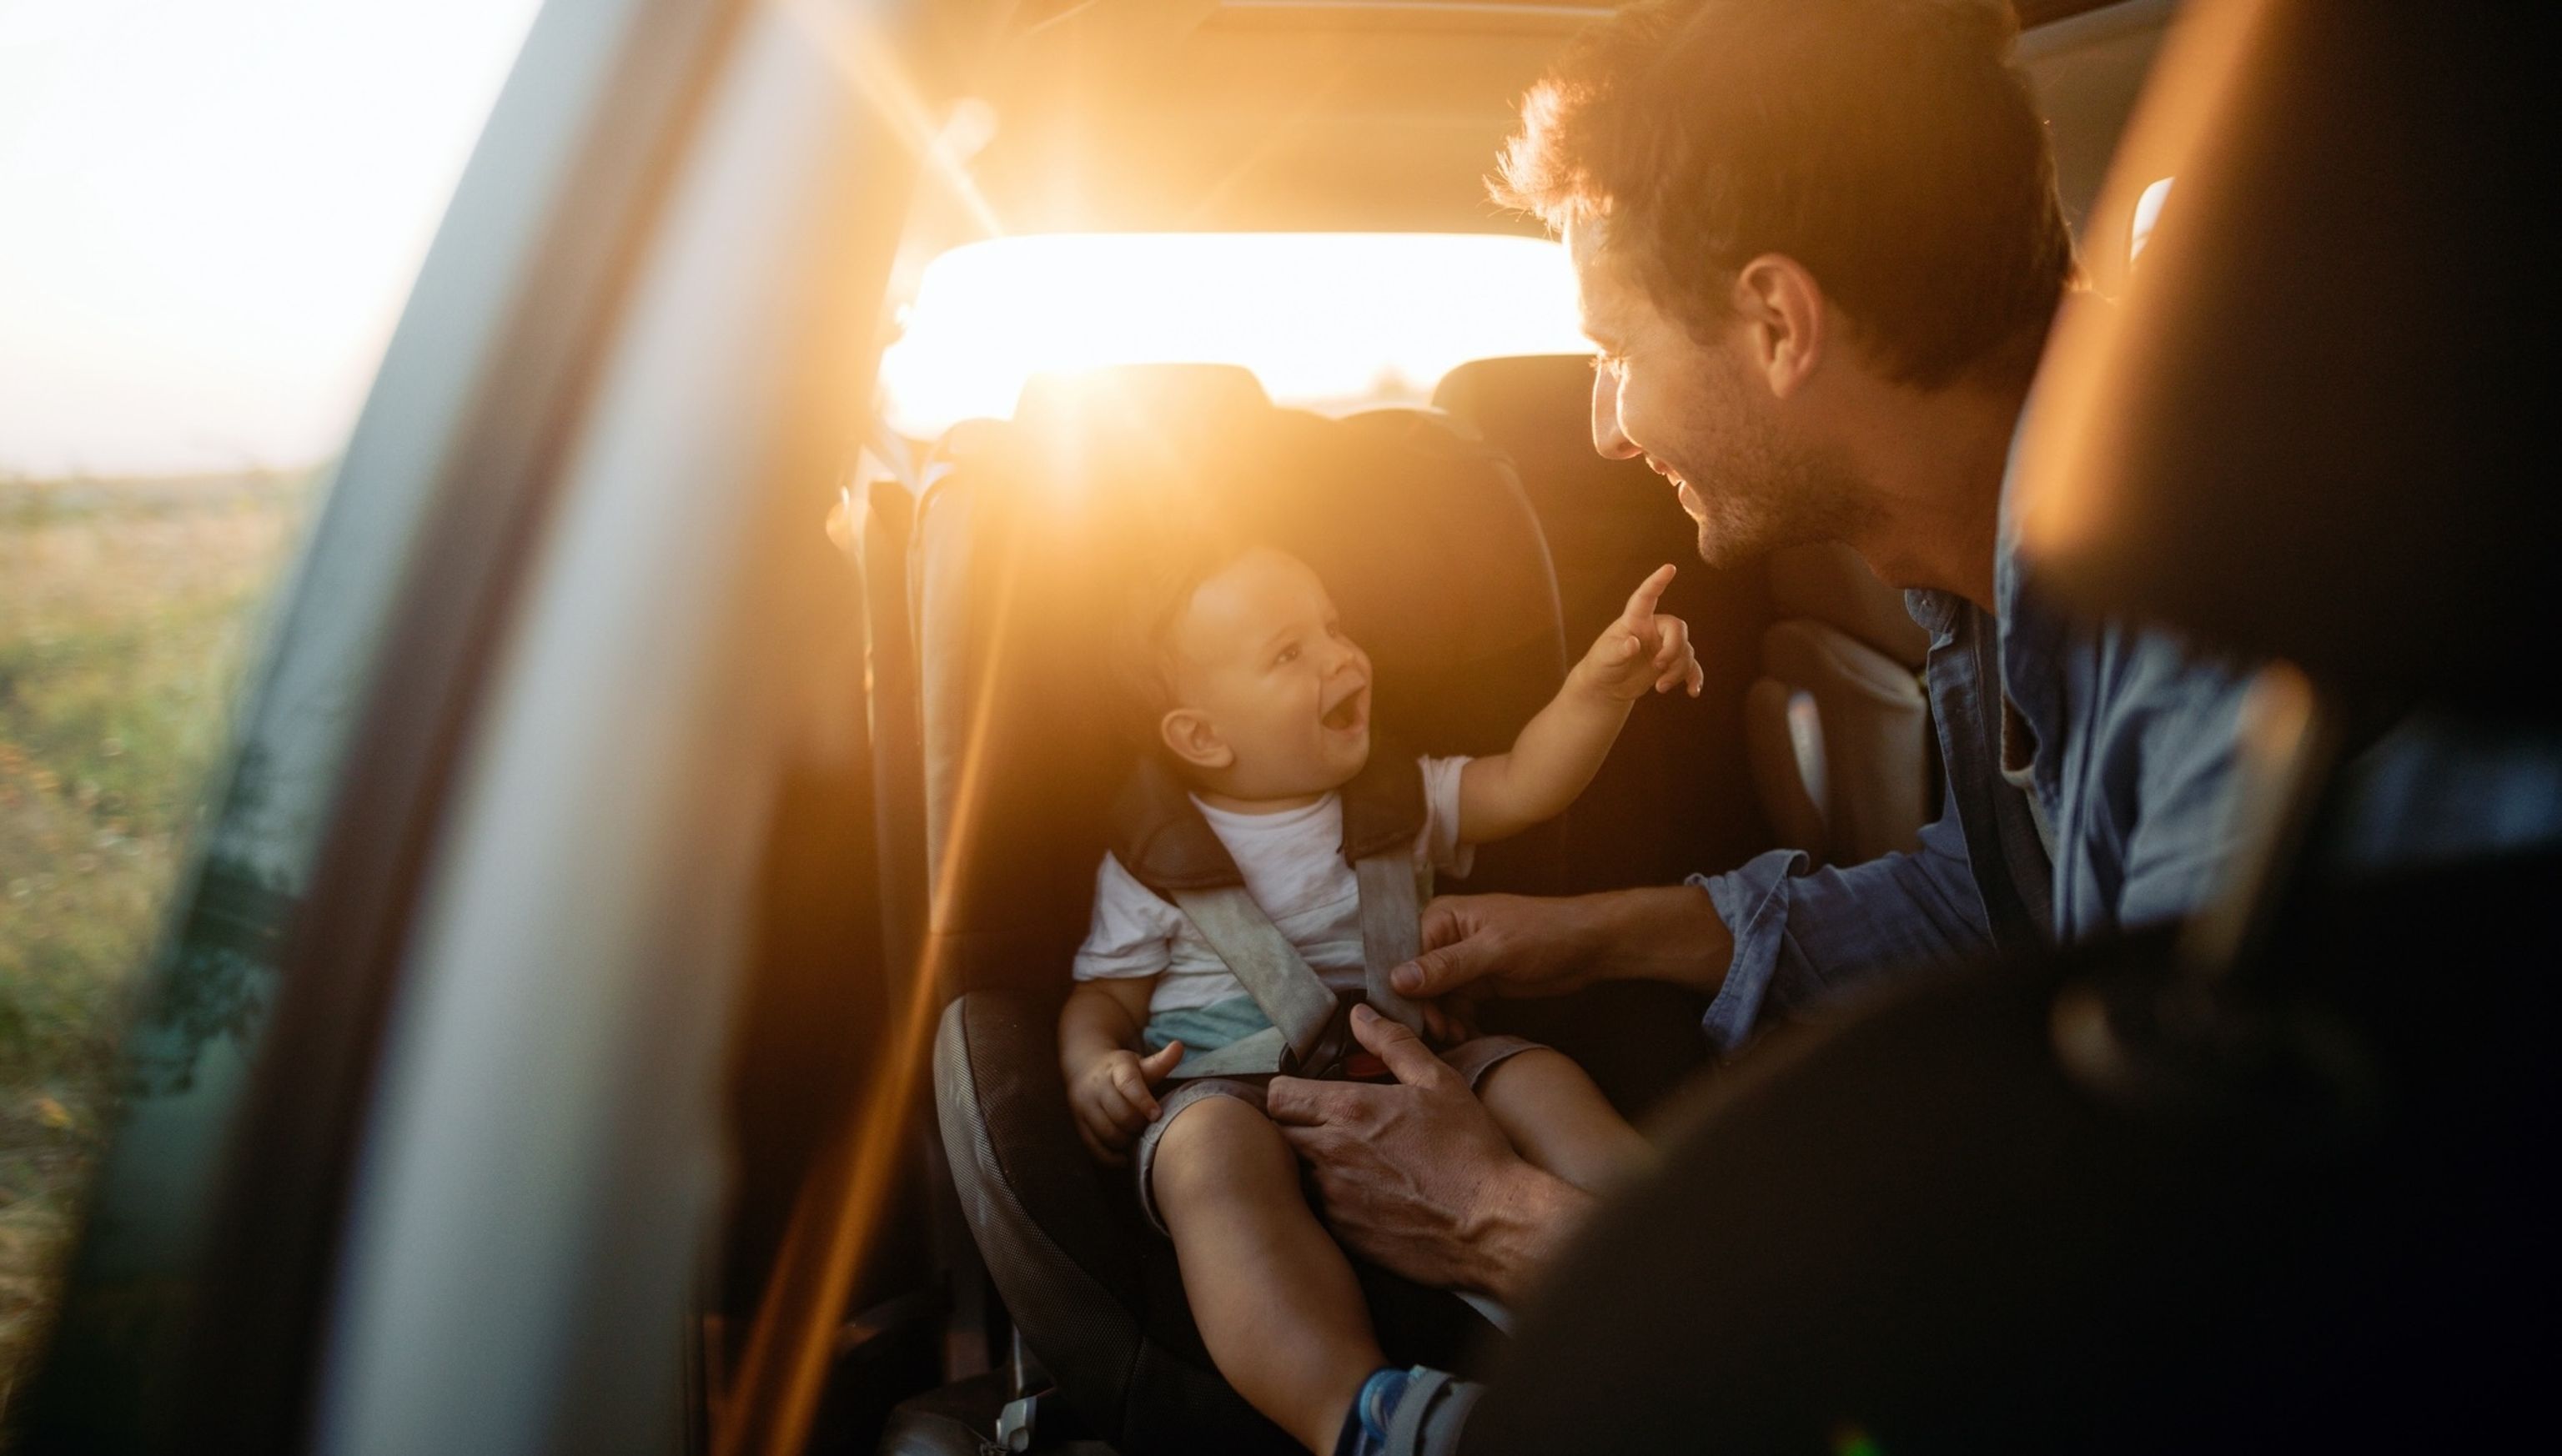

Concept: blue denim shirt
[[1690, 530, 2253, 1052]]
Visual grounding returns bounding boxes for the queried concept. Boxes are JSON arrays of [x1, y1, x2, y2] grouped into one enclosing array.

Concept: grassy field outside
[[0, 469, 315, 1418]]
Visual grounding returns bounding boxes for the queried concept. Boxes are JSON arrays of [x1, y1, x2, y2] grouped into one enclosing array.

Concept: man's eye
[[1274, 645, 1299, 666]]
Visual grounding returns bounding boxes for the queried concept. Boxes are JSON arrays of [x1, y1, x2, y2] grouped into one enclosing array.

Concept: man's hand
[[1572, 563, 1704, 701], [1389, 892, 1603, 1007], [1066, 1041, 1184, 1167], [1268, 1007, 1586, 1300], [1394, 884, 1739, 1007]]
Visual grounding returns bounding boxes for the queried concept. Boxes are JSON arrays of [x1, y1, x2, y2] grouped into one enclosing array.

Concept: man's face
[[1571, 222, 1861, 568]]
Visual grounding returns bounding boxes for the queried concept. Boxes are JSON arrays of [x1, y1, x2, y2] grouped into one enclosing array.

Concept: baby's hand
[[1068, 1041, 1187, 1167], [1574, 563, 1703, 700]]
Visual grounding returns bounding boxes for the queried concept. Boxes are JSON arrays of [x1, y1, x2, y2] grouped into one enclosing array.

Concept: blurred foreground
[[0, 469, 314, 1416]]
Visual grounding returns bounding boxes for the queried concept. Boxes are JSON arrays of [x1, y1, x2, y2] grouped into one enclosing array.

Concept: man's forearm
[[1572, 883, 1735, 996], [1466, 1162, 1601, 1305]]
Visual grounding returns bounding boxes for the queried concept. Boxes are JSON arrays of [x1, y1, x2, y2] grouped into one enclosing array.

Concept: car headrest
[[1430, 353, 1695, 636], [2017, 0, 2543, 718], [1014, 363, 1272, 439], [1431, 356, 1590, 452], [912, 396, 1568, 998]]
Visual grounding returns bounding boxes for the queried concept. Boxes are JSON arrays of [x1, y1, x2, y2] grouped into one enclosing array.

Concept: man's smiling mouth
[[1649, 457, 1708, 522]]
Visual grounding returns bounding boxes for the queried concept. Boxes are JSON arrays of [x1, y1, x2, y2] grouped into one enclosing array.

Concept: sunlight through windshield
[[876, 233, 1589, 439]]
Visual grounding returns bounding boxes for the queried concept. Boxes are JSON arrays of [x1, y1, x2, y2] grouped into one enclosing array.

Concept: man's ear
[[1159, 708, 1233, 773], [1731, 254, 1827, 399]]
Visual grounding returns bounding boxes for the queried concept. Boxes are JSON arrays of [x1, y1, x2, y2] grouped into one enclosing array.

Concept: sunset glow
[[875, 233, 1590, 439], [0, 0, 540, 476]]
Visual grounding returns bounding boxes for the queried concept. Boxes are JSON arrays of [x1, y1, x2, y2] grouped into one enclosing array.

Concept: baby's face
[[1162, 547, 1374, 802]]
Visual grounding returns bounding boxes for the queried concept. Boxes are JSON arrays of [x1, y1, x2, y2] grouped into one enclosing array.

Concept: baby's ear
[[1159, 708, 1233, 772]]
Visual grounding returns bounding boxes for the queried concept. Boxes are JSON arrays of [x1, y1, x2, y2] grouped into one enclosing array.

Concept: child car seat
[[919, 366, 1580, 1453]]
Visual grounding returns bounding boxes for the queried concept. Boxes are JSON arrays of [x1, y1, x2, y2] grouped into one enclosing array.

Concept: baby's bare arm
[[1459, 565, 1701, 842], [1060, 977, 1181, 1166], [1059, 977, 1155, 1077]]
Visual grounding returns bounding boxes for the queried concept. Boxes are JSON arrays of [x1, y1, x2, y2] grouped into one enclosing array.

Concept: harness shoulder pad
[[1105, 757, 1244, 893], [1336, 738, 1427, 865]]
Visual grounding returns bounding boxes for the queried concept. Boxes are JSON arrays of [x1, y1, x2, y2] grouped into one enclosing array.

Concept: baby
[[1061, 535, 1698, 1454]]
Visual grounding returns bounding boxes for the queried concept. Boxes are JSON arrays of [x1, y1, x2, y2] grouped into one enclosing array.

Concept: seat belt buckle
[[1288, 997, 1364, 1081], [1291, 997, 1399, 1081]]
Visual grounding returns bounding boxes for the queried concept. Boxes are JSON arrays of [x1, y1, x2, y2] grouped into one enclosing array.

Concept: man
[[1265, 0, 2250, 1305]]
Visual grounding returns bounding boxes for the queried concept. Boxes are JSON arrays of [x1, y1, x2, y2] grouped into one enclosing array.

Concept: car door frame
[[20, 0, 937, 1450]]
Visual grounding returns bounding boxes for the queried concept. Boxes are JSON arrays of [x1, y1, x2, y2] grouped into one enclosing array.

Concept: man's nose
[[1591, 364, 1640, 459]]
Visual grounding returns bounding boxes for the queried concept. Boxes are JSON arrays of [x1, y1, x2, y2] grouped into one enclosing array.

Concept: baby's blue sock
[[1333, 1366, 1417, 1456]]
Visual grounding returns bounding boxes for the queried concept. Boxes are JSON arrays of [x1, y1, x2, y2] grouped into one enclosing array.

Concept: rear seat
[[1751, 544, 1932, 866]]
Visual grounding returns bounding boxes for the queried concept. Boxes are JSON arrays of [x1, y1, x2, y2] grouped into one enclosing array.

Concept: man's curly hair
[[1494, 0, 2075, 391]]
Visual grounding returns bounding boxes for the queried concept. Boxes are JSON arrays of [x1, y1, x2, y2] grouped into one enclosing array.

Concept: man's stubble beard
[[1683, 380, 1870, 571]]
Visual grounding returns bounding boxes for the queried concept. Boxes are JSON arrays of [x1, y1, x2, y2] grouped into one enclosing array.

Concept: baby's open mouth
[[1321, 685, 1369, 733]]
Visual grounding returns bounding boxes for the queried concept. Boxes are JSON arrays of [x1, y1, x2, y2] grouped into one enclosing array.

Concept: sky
[[0, 1, 1591, 475], [0, 0, 543, 478]]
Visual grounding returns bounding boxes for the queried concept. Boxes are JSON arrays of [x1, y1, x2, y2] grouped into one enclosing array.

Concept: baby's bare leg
[[1153, 1093, 1383, 1453], [1474, 1048, 1652, 1194]]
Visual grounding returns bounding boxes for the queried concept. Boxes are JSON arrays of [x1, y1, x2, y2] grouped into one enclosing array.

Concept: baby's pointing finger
[[1621, 563, 1679, 624]]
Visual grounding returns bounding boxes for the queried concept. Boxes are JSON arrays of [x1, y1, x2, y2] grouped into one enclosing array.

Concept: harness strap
[[1168, 886, 1340, 1067], [1163, 1024, 1291, 1080], [1354, 855, 1428, 1032], [1164, 854, 1434, 1082]]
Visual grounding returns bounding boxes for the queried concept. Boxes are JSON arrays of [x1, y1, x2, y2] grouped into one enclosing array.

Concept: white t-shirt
[[1073, 755, 1476, 1017]]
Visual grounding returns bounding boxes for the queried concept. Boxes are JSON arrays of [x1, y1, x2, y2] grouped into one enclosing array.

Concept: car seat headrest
[[1014, 363, 1272, 438], [1431, 356, 1589, 448], [2016, 0, 2544, 719]]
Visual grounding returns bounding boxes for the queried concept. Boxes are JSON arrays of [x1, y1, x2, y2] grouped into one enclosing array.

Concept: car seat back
[[1748, 545, 1932, 867]]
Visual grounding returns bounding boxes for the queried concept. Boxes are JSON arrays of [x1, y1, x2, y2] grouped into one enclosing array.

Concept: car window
[[0, 0, 538, 1430], [877, 232, 1590, 437]]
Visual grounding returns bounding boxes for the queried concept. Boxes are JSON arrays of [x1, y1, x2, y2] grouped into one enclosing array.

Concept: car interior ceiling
[[711, 3, 2188, 1452]]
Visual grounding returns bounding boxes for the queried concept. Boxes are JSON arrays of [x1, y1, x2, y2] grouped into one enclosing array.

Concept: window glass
[[877, 232, 1590, 438], [0, 0, 539, 1423]]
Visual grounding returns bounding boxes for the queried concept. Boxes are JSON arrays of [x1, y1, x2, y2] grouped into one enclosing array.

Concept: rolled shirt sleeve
[[1690, 789, 1995, 1052]]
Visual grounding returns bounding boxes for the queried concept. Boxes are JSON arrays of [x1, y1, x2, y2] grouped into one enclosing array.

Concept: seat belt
[[1165, 887, 1340, 1078], [1164, 855, 1430, 1080], [1354, 856, 1428, 1030]]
